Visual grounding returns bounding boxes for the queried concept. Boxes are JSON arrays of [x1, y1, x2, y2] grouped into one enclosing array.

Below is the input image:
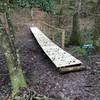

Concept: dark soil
[[0, 9, 100, 100], [15, 26, 100, 100]]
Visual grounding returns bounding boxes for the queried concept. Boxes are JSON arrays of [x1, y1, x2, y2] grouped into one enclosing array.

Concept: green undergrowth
[[80, 28, 100, 49], [0, 0, 55, 14], [9, 88, 49, 100], [95, 35, 100, 48], [10, 0, 55, 13], [80, 29, 94, 45], [69, 46, 86, 56], [68, 29, 95, 56]]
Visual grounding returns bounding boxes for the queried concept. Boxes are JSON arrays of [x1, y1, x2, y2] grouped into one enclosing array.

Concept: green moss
[[0, 18, 27, 96]]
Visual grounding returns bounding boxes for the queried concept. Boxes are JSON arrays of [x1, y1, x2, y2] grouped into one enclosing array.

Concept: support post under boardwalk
[[61, 30, 65, 49], [30, 27, 85, 72], [52, 32, 55, 42]]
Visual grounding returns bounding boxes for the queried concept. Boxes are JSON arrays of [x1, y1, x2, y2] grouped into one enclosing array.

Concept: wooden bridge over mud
[[30, 27, 85, 73]]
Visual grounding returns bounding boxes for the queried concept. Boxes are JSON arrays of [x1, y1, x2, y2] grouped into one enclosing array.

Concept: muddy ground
[[0, 9, 100, 100]]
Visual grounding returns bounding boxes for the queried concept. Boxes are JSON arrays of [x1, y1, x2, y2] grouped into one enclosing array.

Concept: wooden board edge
[[59, 65, 86, 73]]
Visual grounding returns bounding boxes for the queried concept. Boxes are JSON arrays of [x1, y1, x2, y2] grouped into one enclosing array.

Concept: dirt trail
[[0, 8, 100, 100], [15, 23, 100, 100], [14, 14, 100, 100]]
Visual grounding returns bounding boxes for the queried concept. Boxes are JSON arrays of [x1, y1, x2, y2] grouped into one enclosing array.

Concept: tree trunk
[[95, 0, 100, 36], [70, 12, 80, 45], [93, 0, 100, 48], [69, 0, 81, 45], [0, 14, 27, 95]]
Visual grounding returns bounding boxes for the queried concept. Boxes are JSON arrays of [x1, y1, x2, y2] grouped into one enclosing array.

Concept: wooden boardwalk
[[30, 27, 85, 72]]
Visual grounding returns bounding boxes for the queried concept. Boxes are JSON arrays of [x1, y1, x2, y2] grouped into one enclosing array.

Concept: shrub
[[11, 0, 55, 13]]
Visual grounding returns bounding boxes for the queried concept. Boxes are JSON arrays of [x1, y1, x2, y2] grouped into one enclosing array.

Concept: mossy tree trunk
[[70, 12, 80, 45], [69, 0, 81, 45], [0, 12, 27, 95]]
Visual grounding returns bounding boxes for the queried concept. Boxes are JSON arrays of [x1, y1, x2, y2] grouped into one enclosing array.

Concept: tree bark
[[95, 0, 100, 35], [0, 14, 27, 95], [93, 0, 100, 48], [69, 0, 81, 45]]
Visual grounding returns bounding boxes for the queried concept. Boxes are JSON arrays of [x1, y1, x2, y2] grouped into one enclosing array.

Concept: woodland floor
[[0, 9, 100, 100]]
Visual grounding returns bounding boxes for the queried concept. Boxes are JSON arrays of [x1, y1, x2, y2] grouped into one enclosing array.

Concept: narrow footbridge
[[30, 27, 85, 73]]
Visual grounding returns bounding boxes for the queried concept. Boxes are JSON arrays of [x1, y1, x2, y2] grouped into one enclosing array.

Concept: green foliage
[[80, 29, 94, 45], [69, 0, 75, 7], [10, 0, 55, 13], [0, 1, 7, 12], [9, 89, 48, 100], [0, 1, 14, 12], [69, 28, 96, 56], [86, 0, 97, 4], [36, 0, 55, 13], [68, 0, 97, 16], [95, 35, 100, 47], [0, 0, 55, 13], [69, 47, 86, 56], [68, 0, 75, 16], [97, 35, 100, 41]]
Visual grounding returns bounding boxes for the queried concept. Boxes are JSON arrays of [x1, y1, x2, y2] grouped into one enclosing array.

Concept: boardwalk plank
[[30, 27, 85, 72]]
